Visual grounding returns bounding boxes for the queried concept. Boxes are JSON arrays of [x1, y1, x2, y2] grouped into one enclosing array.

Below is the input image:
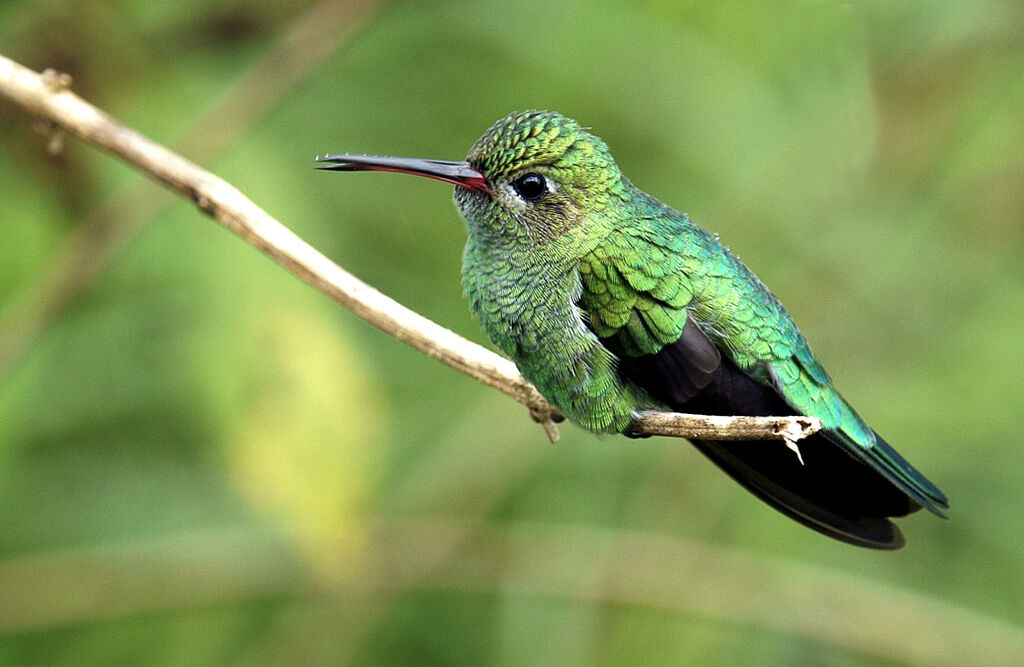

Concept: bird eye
[[511, 173, 547, 201]]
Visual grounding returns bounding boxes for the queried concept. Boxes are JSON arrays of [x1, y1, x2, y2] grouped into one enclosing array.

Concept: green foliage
[[1, 0, 1023, 664]]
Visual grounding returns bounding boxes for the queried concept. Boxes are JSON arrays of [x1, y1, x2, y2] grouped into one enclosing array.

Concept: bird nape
[[317, 110, 948, 549]]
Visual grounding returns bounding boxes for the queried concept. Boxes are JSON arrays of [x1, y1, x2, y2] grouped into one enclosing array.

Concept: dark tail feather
[[613, 325, 946, 548], [628, 350, 934, 548], [689, 435, 910, 549], [832, 428, 949, 517]]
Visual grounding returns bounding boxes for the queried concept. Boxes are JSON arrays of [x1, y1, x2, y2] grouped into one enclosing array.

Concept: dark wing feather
[[578, 237, 944, 548], [612, 316, 720, 406], [610, 329, 923, 549]]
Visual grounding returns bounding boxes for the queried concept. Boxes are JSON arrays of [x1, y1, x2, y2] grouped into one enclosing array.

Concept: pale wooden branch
[[0, 0, 389, 382], [0, 54, 822, 446]]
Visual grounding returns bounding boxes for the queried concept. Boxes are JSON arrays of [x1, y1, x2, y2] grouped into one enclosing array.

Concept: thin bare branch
[[631, 410, 820, 446], [0, 54, 822, 445], [0, 0, 390, 382]]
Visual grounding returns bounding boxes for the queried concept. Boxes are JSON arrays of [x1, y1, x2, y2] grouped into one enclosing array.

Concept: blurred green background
[[1, 0, 1023, 664]]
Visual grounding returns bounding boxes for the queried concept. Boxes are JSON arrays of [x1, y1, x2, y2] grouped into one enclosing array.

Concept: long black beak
[[316, 154, 491, 194]]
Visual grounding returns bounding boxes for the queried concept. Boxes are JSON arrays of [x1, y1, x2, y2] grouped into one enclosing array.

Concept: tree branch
[[0, 54, 822, 446], [0, 0, 389, 381]]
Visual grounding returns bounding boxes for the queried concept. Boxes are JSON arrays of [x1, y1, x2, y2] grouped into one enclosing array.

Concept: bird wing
[[577, 228, 948, 546]]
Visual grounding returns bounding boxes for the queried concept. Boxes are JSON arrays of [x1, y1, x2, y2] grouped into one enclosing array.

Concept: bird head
[[317, 110, 629, 247]]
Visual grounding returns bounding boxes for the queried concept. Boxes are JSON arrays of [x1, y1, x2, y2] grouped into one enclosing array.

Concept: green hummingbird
[[317, 110, 947, 549]]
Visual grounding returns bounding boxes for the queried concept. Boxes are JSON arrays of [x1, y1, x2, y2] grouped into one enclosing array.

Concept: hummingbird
[[317, 110, 947, 549]]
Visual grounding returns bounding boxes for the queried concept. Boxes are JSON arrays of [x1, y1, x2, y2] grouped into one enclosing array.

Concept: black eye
[[511, 173, 547, 201]]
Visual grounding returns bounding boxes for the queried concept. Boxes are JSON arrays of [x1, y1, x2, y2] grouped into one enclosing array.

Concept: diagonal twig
[[0, 0, 391, 383], [0, 54, 822, 445]]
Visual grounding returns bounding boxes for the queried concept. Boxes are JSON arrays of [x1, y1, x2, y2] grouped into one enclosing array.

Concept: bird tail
[[688, 431, 923, 549]]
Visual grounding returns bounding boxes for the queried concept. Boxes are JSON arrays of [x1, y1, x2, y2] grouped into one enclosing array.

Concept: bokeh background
[[2, 1, 1023, 664]]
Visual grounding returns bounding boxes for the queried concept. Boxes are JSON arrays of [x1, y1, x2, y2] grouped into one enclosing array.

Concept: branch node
[[45, 125, 66, 154], [40, 68, 73, 92], [783, 437, 805, 465], [771, 416, 821, 443], [195, 192, 215, 214], [31, 118, 66, 155], [527, 400, 564, 443]]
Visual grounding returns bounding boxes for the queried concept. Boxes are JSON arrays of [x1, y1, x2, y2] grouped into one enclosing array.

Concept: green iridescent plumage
[[458, 112, 860, 438], [318, 110, 948, 548]]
